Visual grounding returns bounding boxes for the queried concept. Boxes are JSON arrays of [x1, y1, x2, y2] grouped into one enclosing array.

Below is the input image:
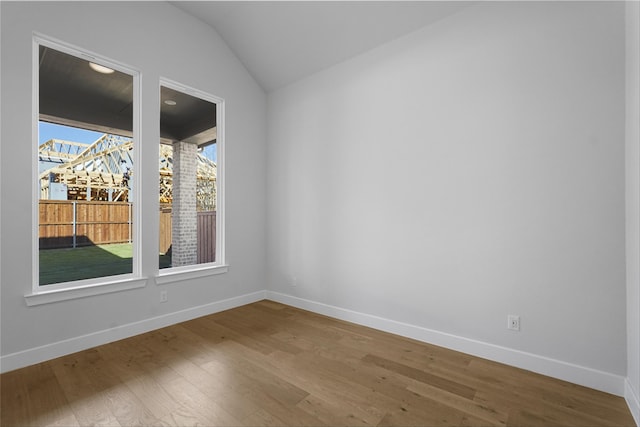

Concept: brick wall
[[171, 141, 198, 266]]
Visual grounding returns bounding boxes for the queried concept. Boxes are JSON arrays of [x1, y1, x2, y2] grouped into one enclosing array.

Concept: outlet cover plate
[[508, 315, 520, 331]]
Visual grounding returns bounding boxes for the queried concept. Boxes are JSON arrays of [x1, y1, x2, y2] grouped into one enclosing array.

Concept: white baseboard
[[266, 290, 627, 397], [626, 379, 640, 427], [2, 288, 631, 407], [0, 290, 266, 374]]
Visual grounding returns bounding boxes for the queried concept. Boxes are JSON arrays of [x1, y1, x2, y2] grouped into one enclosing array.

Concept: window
[[28, 37, 224, 304], [158, 80, 224, 274], [34, 37, 140, 292]]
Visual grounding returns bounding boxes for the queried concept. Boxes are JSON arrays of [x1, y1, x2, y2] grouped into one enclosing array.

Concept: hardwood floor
[[1, 300, 636, 426]]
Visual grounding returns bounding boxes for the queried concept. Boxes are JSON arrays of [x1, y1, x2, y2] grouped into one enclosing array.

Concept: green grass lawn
[[40, 243, 134, 285], [40, 243, 173, 285]]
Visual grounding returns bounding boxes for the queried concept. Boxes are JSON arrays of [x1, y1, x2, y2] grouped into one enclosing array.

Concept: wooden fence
[[39, 200, 131, 249], [41, 201, 216, 263], [197, 210, 216, 264], [158, 206, 217, 264], [159, 204, 172, 255]]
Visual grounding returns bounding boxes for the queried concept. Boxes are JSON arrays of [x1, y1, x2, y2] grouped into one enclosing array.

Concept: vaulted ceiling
[[38, 2, 473, 138], [172, 1, 474, 92]]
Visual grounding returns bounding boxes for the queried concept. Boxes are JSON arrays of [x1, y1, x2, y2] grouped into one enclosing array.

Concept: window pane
[[159, 85, 217, 269], [38, 45, 134, 285]]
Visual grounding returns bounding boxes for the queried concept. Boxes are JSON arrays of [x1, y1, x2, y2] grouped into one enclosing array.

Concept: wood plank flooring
[[1, 300, 636, 426]]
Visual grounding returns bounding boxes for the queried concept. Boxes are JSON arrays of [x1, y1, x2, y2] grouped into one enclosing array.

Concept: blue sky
[[39, 122, 103, 145], [200, 144, 217, 162], [39, 121, 217, 162]]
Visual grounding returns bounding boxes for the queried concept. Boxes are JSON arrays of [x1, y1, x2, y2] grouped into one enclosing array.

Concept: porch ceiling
[[39, 45, 216, 145]]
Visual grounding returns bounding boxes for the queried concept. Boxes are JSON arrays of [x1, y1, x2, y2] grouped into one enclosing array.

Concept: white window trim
[[157, 78, 227, 282], [28, 33, 145, 305], [25, 277, 147, 307], [155, 265, 229, 285]]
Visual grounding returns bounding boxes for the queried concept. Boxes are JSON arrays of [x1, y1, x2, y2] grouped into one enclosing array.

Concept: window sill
[[156, 264, 229, 285], [25, 277, 148, 306]]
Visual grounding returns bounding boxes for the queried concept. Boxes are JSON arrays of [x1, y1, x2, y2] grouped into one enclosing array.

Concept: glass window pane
[[38, 45, 134, 285], [159, 85, 218, 269]]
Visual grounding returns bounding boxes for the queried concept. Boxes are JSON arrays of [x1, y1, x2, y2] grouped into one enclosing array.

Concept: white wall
[[626, 1, 640, 423], [0, 2, 267, 365], [267, 1, 627, 391], [1, 1, 634, 411]]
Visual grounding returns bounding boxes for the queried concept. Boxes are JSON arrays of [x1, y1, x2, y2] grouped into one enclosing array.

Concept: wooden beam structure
[[159, 143, 217, 211], [39, 134, 133, 202], [39, 134, 216, 210]]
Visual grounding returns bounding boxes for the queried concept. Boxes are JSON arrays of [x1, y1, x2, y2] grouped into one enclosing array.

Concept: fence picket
[[40, 201, 216, 264], [39, 200, 132, 249]]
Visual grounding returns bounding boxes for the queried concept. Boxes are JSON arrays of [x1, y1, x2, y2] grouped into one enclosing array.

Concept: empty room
[[1, 1, 639, 426]]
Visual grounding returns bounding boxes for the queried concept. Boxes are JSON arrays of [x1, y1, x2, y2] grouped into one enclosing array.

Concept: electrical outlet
[[160, 290, 168, 303], [507, 315, 520, 331], [291, 276, 297, 287]]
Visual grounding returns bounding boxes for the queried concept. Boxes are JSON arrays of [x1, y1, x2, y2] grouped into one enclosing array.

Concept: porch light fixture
[[89, 62, 115, 74]]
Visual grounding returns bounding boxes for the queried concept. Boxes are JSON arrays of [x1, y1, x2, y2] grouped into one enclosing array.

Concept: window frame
[[27, 34, 145, 305], [156, 77, 227, 284]]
